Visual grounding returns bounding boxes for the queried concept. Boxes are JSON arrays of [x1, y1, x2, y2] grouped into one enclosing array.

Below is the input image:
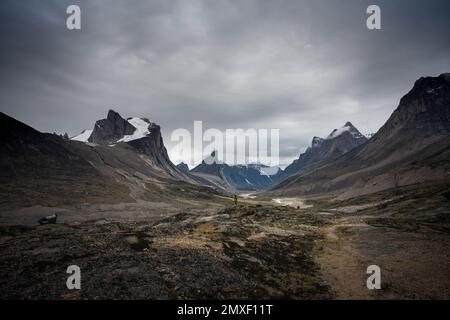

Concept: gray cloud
[[1, 0, 449, 167]]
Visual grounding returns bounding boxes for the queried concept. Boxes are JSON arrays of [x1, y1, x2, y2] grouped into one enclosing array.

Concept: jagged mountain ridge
[[268, 73, 450, 199], [88, 110, 136, 145], [74, 109, 186, 179], [74, 110, 238, 195], [3, 73, 449, 205], [0, 110, 220, 207], [282, 122, 367, 178], [191, 151, 283, 191], [176, 162, 190, 173], [0, 112, 131, 206]]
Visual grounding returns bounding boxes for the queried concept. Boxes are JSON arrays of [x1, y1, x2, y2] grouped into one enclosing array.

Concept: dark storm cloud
[[0, 0, 449, 166]]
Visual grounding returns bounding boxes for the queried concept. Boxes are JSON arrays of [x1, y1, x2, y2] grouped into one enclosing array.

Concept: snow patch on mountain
[[71, 130, 92, 142], [327, 126, 351, 139], [326, 123, 364, 140], [117, 117, 151, 143], [245, 163, 281, 177], [258, 166, 281, 177]]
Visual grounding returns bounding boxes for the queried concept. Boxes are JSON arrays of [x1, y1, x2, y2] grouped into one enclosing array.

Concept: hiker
[[234, 195, 238, 206], [37, 213, 58, 225]]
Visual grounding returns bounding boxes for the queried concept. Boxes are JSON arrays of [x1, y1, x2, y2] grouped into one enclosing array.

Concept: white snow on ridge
[[326, 125, 351, 139], [117, 117, 151, 143], [71, 129, 92, 142]]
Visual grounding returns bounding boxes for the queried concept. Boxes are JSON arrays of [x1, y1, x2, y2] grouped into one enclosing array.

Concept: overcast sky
[[1, 0, 449, 167]]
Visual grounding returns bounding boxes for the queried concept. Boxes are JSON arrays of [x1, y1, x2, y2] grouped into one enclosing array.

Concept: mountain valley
[[1, 73, 449, 299]]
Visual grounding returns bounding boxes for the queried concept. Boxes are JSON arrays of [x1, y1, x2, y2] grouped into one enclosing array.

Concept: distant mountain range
[[186, 121, 368, 192], [72, 109, 189, 179], [1, 73, 449, 206], [189, 151, 283, 191]]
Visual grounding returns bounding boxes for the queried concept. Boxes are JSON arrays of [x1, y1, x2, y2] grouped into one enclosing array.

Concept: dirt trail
[[315, 214, 450, 299], [316, 215, 377, 299]]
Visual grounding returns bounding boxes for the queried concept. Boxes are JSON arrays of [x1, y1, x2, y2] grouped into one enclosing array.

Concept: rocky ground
[[0, 182, 449, 299]]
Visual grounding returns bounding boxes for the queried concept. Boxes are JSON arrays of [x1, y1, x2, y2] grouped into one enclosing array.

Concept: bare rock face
[[400, 73, 450, 134], [88, 109, 136, 145], [126, 123, 180, 176], [376, 73, 450, 135], [357, 72, 450, 163], [82, 109, 189, 179]]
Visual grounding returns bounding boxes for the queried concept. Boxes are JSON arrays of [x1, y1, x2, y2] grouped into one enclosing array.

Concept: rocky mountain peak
[[107, 109, 120, 121], [282, 122, 367, 178], [327, 122, 365, 140], [400, 73, 450, 107], [373, 72, 450, 143], [312, 136, 324, 148], [88, 109, 136, 145], [270, 73, 450, 199], [76, 109, 182, 176]]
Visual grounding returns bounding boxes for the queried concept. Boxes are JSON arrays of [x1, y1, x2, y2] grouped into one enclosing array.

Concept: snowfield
[[71, 129, 93, 142], [71, 117, 151, 145]]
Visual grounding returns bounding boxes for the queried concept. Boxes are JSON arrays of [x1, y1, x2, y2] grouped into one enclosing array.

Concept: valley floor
[[0, 182, 449, 299]]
